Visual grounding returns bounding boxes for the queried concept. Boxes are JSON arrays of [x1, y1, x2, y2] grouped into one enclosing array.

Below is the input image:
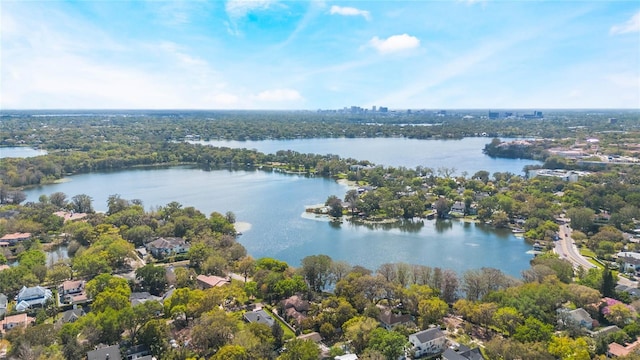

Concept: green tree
[[367, 328, 407, 360], [49, 192, 68, 208], [343, 316, 380, 353], [71, 193, 94, 213], [547, 336, 591, 360], [236, 255, 256, 283], [345, 189, 360, 215], [211, 345, 249, 360], [605, 303, 635, 327], [325, 195, 344, 218], [278, 339, 320, 360], [513, 316, 553, 343], [492, 307, 524, 336], [136, 319, 169, 357], [602, 266, 616, 298], [136, 264, 168, 296], [417, 298, 448, 328], [301, 254, 333, 293], [567, 207, 595, 233], [191, 309, 239, 356], [272, 319, 285, 349]]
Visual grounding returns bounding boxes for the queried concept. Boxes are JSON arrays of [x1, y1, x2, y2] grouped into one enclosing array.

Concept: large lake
[[19, 137, 540, 277], [195, 137, 539, 175], [24, 167, 532, 276], [0, 147, 47, 158]]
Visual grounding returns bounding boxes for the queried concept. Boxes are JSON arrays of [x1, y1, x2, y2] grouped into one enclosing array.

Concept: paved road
[[555, 223, 595, 270]]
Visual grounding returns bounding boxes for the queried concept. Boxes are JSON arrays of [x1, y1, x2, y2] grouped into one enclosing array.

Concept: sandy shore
[[234, 221, 252, 233], [336, 179, 358, 189]]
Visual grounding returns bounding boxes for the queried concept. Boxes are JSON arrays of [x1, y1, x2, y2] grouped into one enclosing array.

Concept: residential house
[[297, 332, 330, 356], [0, 313, 33, 334], [53, 211, 88, 222], [616, 284, 640, 299], [0, 232, 31, 245], [15, 285, 53, 312], [59, 308, 86, 324], [243, 309, 275, 327], [617, 252, 640, 273], [442, 345, 485, 360], [409, 327, 447, 357], [589, 325, 621, 338], [59, 279, 88, 305], [146, 237, 190, 259], [282, 295, 310, 327], [608, 338, 640, 357], [557, 308, 594, 330], [378, 309, 414, 330], [87, 345, 122, 360], [196, 274, 230, 289], [125, 345, 152, 360], [450, 201, 466, 214], [0, 293, 7, 316], [130, 292, 161, 307], [335, 355, 358, 360]]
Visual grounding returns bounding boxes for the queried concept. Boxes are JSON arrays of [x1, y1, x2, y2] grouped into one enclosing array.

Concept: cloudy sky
[[1, 1, 639, 110]]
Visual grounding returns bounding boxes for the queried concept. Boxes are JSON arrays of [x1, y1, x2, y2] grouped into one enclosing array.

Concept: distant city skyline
[[1, 1, 639, 110]]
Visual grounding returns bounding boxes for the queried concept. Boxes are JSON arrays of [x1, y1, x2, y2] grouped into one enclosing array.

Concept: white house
[[617, 252, 640, 273], [15, 286, 53, 312], [409, 327, 447, 357]]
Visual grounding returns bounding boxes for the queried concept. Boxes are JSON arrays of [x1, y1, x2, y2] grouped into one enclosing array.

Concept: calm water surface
[[196, 137, 540, 175], [0, 147, 48, 158], [24, 166, 533, 277]]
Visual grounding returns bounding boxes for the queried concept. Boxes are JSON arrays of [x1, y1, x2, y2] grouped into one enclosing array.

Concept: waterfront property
[[409, 327, 447, 357], [196, 274, 230, 289], [146, 237, 190, 259], [378, 308, 415, 330], [527, 169, 590, 182], [23, 166, 535, 278], [0, 232, 31, 245]]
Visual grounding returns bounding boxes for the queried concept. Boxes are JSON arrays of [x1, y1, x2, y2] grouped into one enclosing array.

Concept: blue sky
[[1, 1, 639, 110]]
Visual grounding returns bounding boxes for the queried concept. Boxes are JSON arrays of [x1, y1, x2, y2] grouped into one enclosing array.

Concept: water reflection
[[345, 218, 424, 233], [435, 219, 453, 233]]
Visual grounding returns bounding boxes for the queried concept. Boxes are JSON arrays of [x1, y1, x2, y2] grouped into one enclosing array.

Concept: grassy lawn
[[588, 258, 603, 268], [262, 307, 296, 339], [580, 248, 597, 258]]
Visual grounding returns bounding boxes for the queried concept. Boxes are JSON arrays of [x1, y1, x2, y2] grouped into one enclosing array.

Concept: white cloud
[[368, 34, 420, 54], [254, 88, 303, 101], [330, 5, 370, 20], [225, 0, 276, 19], [458, 0, 487, 5], [610, 11, 640, 35]]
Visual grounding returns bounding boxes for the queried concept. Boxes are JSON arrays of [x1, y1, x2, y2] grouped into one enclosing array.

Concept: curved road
[[555, 222, 595, 270]]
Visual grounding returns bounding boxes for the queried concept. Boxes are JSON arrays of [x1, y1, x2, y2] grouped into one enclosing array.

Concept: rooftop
[[411, 327, 445, 343]]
